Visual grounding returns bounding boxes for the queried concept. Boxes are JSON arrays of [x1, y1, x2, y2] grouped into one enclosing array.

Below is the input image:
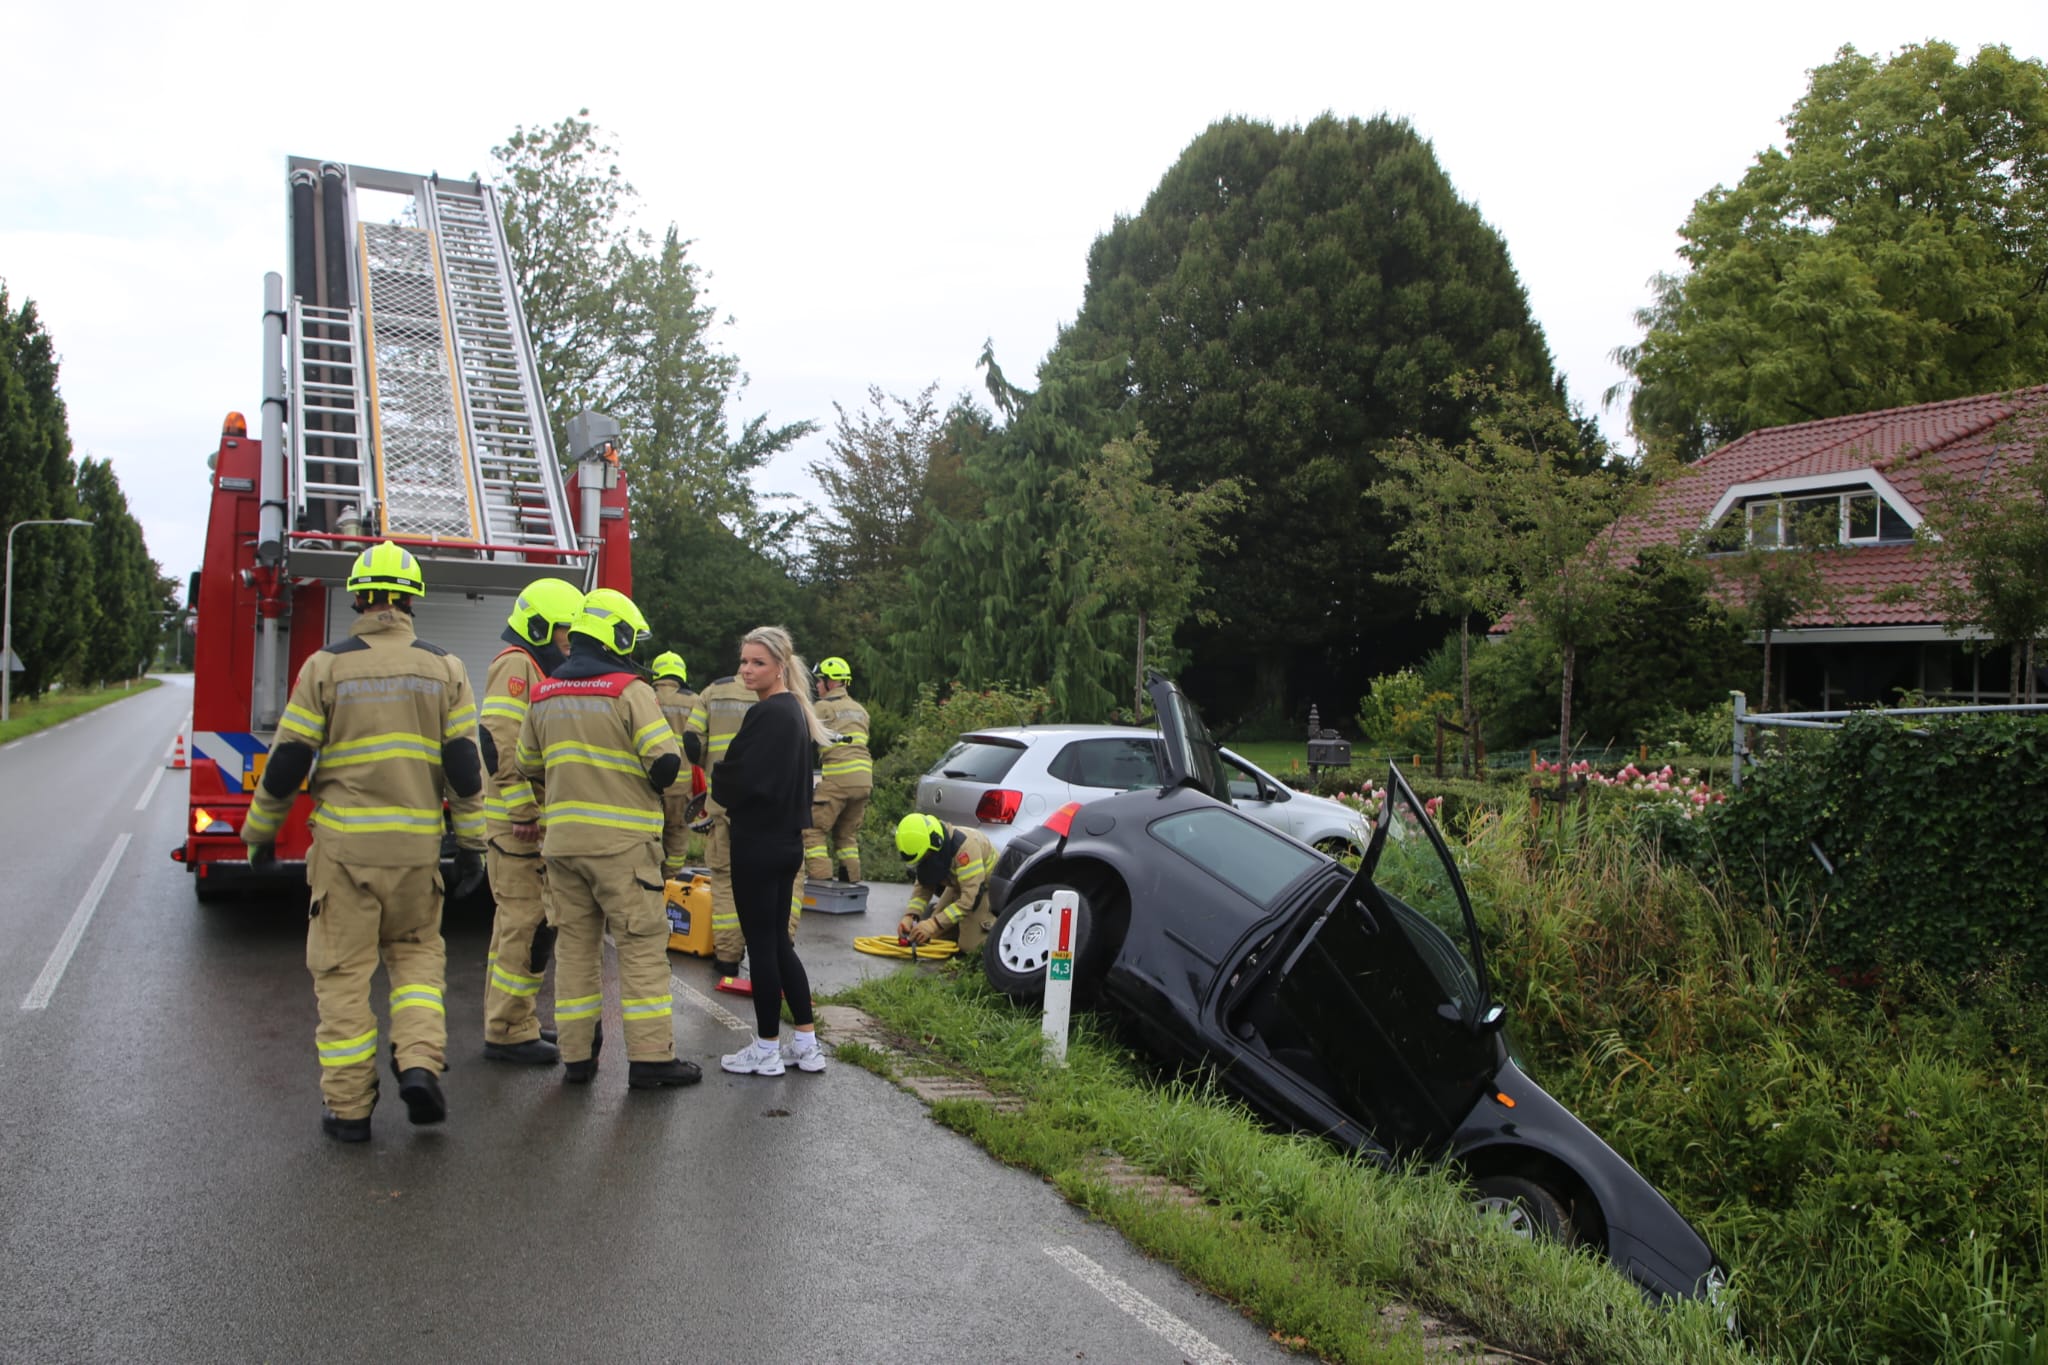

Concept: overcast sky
[[5, 2, 2044, 598]]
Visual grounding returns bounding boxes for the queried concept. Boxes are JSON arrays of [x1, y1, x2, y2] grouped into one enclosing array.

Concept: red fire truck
[[173, 158, 633, 900]]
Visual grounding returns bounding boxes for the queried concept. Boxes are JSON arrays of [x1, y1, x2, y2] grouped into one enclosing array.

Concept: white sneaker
[[781, 1038, 827, 1073], [721, 1039, 784, 1076]]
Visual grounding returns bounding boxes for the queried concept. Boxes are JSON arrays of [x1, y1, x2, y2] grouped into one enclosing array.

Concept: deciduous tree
[[1905, 414, 2048, 701], [0, 287, 87, 698], [74, 457, 157, 685], [1616, 43, 2048, 459], [493, 113, 813, 550], [1066, 427, 1243, 720], [1481, 387, 1633, 770], [1707, 500, 1842, 710], [806, 384, 984, 651], [1369, 376, 1522, 773]]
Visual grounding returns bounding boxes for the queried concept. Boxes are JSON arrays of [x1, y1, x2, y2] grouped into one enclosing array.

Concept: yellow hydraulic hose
[[852, 935, 961, 961]]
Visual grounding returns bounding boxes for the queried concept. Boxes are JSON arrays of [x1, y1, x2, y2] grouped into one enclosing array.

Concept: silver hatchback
[[914, 724, 1368, 856]]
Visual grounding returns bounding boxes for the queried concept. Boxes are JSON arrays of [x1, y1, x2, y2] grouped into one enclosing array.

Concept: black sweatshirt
[[710, 690, 813, 854]]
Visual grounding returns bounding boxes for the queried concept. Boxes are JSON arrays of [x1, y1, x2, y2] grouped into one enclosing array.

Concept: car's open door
[[1220, 763, 1499, 1153], [1146, 670, 1230, 803]]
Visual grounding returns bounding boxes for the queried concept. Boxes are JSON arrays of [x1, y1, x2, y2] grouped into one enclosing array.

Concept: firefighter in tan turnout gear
[[805, 656, 871, 883], [683, 672, 756, 974], [242, 541, 487, 1143], [515, 589, 699, 1090], [476, 577, 584, 1066], [649, 652, 700, 881], [894, 813, 999, 956]]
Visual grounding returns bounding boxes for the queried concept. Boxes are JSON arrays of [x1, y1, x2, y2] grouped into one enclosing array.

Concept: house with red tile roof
[[1596, 386, 2048, 708]]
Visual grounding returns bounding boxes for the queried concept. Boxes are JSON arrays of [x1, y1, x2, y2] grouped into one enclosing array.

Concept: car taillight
[[974, 788, 1022, 824], [1041, 802, 1083, 838]]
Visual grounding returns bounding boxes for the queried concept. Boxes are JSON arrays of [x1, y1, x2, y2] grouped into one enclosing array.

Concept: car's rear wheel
[[983, 881, 1094, 1003], [1472, 1175, 1575, 1245]]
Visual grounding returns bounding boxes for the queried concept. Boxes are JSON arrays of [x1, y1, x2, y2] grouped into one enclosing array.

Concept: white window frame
[[1706, 471, 1920, 551]]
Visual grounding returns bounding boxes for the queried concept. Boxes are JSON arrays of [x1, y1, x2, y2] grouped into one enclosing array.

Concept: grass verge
[[828, 965, 1747, 1365], [0, 678, 162, 747]]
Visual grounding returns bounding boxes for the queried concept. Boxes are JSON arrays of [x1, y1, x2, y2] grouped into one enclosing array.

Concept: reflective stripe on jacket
[[516, 671, 681, 856], [246, 609, 484, 866], [684, 677, 755, 817], [813, 691, 872, 791], [907, 828, 996, 926], [482, 646, 546, 836]]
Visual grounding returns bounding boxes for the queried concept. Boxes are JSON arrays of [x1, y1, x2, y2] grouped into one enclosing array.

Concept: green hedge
[[1687, 713, 2048, 983]]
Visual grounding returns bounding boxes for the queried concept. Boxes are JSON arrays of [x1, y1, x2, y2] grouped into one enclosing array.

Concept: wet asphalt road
[[0, 677, 1294, 1363]]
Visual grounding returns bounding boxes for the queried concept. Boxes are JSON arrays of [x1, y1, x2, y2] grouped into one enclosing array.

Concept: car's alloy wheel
[[1472, 1174, 1574, 1245], [983, 881, 1093, 1003]]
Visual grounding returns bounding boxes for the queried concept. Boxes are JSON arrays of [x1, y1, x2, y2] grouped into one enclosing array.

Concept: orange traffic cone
[[168, 734, 188, 770]]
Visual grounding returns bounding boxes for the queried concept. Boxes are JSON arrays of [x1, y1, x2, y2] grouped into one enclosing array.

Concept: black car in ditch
[[982, 674, 1725, 1305]]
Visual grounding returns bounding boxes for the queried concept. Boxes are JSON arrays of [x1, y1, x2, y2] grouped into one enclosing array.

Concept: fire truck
[[173, 158, 633, 901]]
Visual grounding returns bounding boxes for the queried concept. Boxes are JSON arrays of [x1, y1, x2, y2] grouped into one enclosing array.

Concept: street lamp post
[[3, 517, 95, 723]]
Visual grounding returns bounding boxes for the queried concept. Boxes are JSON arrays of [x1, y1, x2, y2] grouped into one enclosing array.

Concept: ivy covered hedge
[[1700, 713, 2048, 982]]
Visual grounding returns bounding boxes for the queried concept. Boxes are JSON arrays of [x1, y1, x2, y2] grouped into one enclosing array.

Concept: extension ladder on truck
[[282, 158, 579, 591]]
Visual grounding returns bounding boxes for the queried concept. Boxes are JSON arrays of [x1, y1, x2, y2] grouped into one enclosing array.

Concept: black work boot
[[321, 1110, 371, 1143], [711, 958, 741, 977], [539, 1027, 558, 1045], [628, 1057, 703, 1089], [564, 1022, 601, 1084], [483, 1037, 561, 1065], [397, 1068, 447, 1125]]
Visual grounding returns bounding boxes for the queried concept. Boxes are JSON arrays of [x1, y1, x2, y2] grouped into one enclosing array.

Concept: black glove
[[451, 847, 486, 900], [247, 842, 276, 867], [529, 921, 558, 974]]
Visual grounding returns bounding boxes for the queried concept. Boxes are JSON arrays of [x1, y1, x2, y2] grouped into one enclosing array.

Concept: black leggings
[[731, 840, 812, 1039]]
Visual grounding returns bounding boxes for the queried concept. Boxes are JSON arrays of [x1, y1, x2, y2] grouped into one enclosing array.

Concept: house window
[[1844, 492, 1913, 544], [1741, 488, 1913, 549]]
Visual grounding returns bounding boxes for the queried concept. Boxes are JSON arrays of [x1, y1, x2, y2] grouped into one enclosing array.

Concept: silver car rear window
[[1047, 737, 1162, 790], [928, 738, 1026, 783]]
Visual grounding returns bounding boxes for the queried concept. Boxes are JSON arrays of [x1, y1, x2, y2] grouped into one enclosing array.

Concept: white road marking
[[22, 833, 132, 1012], [135, 765, 167, 812], [1043, 1245, 1237, 1365], [672, 974, 752, 1031]]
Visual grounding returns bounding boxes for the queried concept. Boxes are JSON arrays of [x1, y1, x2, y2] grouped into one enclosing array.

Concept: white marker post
[[1041, 890, 1076, 1066]]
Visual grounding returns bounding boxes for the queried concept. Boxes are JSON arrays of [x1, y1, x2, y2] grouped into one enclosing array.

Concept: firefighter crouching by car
[[241, 541, 487, 1144], [476, 577, 584, 1066], [649, 652, 700, 881], [515, 589, 699, 1090], [805, 656, 871, 883], [684, 672, 756, 974], [894, 813, 998, 956]]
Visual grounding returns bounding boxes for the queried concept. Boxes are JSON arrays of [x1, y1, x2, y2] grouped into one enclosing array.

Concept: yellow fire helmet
[[815, 656, 852, 683], [508, 577, 585, 645], [650, 651, 689, 684], [346, 540, 425, 597], [896, 812, 946, 861], [570, 587, 651, 657]]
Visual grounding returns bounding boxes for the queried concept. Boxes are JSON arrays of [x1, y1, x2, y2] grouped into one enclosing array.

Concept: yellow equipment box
[[665, 870, 714, 956]]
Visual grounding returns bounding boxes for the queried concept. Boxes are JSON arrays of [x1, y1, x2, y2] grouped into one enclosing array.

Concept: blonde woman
[[709, 626, 832, 1075]]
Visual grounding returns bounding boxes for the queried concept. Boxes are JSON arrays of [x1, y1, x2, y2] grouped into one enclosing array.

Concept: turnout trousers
[[483, 836, 551, 1044], [548, 843, 675, 1064], [305, 839, 447, 1119], [804, 780, 870, 882], [704, 816, 748, 966]]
